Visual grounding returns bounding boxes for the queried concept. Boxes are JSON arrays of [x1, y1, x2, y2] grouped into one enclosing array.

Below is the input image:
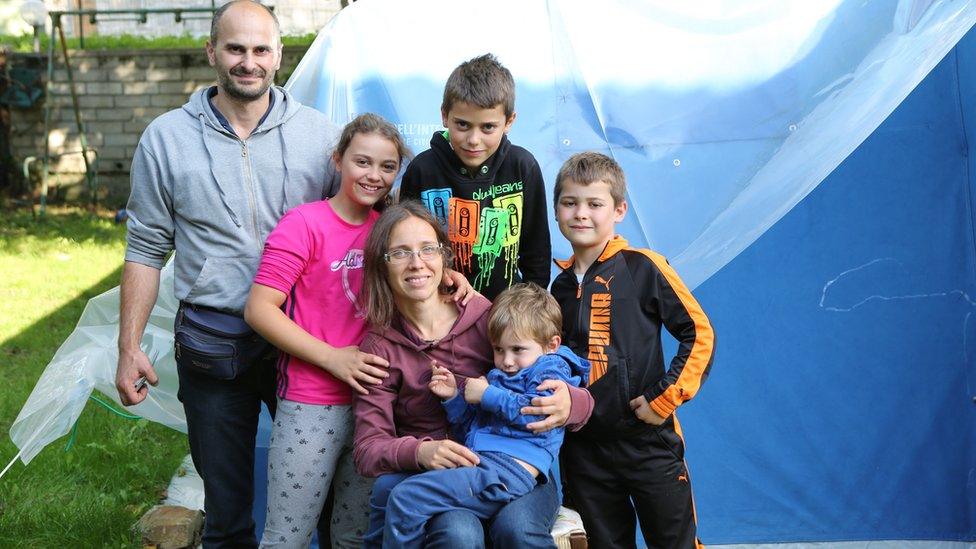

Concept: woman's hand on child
[[321, 345, 390, 395], [417, 439, 480, 470], [463, 376, 489, 404], [629, 395, 667, 425], [522, 379, 572, 433], [441, 268, 479, 305], [428, 362, 458, 400]]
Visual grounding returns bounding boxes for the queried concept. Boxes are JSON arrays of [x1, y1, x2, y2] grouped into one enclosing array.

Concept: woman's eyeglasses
[[384, 244, 444, 264]]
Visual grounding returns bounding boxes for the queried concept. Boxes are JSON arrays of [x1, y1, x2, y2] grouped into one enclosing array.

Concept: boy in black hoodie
[[399, 53, 551, 300]]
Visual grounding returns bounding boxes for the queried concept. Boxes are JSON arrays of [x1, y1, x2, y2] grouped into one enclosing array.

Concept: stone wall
[[7, 46, 309, 205]]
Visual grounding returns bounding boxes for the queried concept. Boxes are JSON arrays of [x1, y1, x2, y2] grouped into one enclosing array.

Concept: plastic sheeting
[[288, 0, 976, 543], [286, 0, 976, 290], [684, 32, 976, 542], [7, 260, 185, 466]]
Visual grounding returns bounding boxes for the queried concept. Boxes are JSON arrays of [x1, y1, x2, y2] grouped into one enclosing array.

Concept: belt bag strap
[[181, 302, 254, 339]]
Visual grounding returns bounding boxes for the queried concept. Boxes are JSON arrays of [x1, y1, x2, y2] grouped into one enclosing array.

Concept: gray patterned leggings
[[259, 399, 374, 548]]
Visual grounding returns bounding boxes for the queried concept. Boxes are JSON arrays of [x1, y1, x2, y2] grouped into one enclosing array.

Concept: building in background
[[5, 1, 342, 38]]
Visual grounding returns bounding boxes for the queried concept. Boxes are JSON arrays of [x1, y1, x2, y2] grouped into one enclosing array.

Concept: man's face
[[206, 3, 281, 101]]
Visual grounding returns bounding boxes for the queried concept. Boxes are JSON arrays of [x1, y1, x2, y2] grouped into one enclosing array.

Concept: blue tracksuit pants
[[382, 451, 539, 549]]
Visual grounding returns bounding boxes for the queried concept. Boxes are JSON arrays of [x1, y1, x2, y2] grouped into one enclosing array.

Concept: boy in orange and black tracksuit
[[550, 152, 715, 549]]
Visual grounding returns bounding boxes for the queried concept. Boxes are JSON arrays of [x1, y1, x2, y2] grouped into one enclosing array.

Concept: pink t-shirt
[[254, 200, 379, 405]]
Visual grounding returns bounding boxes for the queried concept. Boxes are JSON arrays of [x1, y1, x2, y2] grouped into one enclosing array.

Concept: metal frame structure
[[40, 7, 220, 216]]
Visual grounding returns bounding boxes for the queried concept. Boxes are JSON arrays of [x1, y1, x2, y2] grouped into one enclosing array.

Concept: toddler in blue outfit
[[382, 283, 589, 548]]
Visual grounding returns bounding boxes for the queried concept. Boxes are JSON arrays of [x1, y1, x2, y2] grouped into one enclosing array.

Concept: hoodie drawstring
[[198, 114, 243, 227], [278, 125, 293, 216]]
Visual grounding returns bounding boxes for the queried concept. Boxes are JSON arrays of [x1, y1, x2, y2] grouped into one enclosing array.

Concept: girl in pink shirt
[[244, 113, 408, 548]]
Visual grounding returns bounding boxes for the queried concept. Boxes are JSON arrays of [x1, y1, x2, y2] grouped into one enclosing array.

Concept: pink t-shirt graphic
[[254, 200, 379, 405]]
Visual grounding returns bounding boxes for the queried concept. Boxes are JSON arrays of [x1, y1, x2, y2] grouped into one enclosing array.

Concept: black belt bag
[[174, 302, 270, 380]]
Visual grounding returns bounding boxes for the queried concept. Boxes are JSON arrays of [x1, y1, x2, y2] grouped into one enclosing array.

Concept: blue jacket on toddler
[[444, 345, 590, 474], [382, 346, 590, 548]]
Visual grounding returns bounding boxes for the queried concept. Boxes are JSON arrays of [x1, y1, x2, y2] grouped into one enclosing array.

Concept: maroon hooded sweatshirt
[[353, 295, 594, 477]]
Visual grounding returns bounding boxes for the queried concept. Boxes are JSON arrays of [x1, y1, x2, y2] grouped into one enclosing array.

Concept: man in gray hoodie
[[114, 1, 339, 546]]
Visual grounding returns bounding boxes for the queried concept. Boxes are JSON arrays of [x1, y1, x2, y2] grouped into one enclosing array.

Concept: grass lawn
[[0, 208, 187, 547]]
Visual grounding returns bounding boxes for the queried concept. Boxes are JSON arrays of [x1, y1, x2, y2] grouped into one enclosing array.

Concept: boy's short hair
[[488, 283, 562, 348], [553, 152, 627, 207], [441, 53, 516, 118]]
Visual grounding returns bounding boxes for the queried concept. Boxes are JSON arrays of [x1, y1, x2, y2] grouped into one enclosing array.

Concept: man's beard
[[218, 65, 275, 101]]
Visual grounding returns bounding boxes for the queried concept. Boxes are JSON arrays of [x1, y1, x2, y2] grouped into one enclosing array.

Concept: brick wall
[[8, 46, 309, 205], [39, 1, 342, 39]]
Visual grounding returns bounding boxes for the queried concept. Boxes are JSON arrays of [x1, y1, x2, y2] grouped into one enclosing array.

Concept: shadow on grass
[[1, 263, 124, 387], [0, 209, 125, 252]]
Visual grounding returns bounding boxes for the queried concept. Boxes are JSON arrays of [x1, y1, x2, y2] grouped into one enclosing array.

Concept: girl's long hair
[[333, 113, 413, 211]]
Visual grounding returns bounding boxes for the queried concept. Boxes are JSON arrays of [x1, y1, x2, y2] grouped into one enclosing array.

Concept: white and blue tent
[[286, 2, 976, 541]]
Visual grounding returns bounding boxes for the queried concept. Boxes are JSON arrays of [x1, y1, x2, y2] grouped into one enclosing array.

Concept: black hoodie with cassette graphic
[[399, 131, 551, 301]]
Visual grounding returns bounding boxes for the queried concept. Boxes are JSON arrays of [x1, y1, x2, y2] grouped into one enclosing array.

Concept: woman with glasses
[[353, 201, 594, 548]]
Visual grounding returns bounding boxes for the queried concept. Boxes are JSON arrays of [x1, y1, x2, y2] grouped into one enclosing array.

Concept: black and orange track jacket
[[551, 235, 715, 440]]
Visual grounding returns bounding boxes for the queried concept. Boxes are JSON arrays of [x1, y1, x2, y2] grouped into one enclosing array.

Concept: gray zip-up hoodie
[[124, 86, 340, 313]]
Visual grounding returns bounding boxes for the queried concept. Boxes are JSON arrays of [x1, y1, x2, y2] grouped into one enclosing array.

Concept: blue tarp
[[689, 30, 976, 543], [286, 0, 976, 543]]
